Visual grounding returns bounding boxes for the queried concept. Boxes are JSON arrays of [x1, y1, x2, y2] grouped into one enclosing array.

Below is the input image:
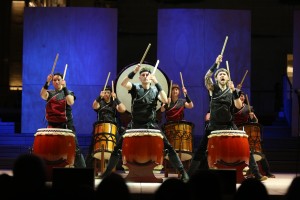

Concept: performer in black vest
[[188, 55, 267, 181], [101, 65, 189, 182]]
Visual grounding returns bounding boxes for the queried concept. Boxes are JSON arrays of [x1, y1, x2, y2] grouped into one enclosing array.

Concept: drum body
[[93, 121, 118, 160], [33, 128, 75, 180], [237, 123, 262, 161], [163, 121, 194, 161], [207, 130, 250, 168], [122, 129, 164, 165]]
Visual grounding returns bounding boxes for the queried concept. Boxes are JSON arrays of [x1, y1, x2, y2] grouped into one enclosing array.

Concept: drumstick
[[217, 36, 228, 69], [50, 53, 59, 74], [225, 61, 231, 81], [152, 60, 159, 75], [246, 94, 251, 113], [112, 80, 115, 101], [103, 72, 111, 91], [140, 43, 151, 64], [63, 64, 68, 80], [180, 72, 186, 97], [239, 70, 248, 86], [168, 80, 173, 107]]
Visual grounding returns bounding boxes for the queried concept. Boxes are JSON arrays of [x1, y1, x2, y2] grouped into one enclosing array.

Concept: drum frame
[[163, 121, 194, 161], [93, 121, 118, 160]]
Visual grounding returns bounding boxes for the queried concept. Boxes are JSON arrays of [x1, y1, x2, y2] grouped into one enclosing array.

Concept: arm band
[[185, 94, 192, 103], [96, 96, 102, 103], [233, 90, 239, 100], [155, 83, 162, 92], [209, 63, 218, 73], [128, 71, 136, 79], [115, 98, 121, 105], [63, 87, 69, 96], [43, 82, 49, 90]]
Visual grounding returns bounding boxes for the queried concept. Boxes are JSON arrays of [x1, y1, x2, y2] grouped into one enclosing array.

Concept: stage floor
[[0, 169, 298, 196]]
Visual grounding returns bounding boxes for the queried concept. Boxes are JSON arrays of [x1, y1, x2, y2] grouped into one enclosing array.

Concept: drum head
[[115, 62, 170, 113]]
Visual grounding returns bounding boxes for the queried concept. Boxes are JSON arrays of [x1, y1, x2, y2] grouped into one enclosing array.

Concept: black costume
[[101, 83, 189, 181]]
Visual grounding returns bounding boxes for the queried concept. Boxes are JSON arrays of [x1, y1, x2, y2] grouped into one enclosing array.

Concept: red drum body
[[163, 121, 194, 161], [122, 129, 164, 165], [207, 130, 250, 169], [33, 128, 75, 180], [237, 123, 262, 161], [93, 121, 117, 160]]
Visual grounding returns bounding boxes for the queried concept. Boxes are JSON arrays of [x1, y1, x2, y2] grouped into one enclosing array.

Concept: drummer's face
[[240, 94, 245, 102], [52, 75, 62, 89], [103, 90, 111, 100], [139, 72, 150, 83]]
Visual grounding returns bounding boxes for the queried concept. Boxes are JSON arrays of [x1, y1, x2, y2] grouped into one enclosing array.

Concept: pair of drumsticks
[[50, 53, 68, 80]]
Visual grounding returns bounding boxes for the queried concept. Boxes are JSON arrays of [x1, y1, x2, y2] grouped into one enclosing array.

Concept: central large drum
[[207, 130, 250, 168], [122, 129, 164, 182]]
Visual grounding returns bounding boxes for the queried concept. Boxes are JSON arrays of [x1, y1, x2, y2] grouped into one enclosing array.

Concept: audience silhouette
[[234, 178, 270, 200], [96, 172, 131, 200], [12, 153, 50, 199], [154, 177, 190, 200], [285, 176, 300, 200]]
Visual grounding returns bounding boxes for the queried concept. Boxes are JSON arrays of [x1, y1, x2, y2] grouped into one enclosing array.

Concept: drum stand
[[94, 145, 106, 176], [124, 162, 163, 183], [214, 160, 248, 183]]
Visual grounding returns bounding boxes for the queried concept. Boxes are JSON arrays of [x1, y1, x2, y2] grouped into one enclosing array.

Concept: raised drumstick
[[217, 36, 228, 69], [103, 72, 111, 91], [152, 60, 159, 75], [112, 80, 115, 100], [239, 70, 248, 86], [140, 43, 151, 64], [180, 72, 186, 97], [168, 80, 173, 107], [51, 53, 59, 74], [63, 64, 68, 80], [226, 61, 231, 81]]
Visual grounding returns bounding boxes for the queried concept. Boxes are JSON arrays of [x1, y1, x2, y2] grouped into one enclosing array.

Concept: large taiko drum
[[237, 123, 263, 161], [163, 121, 194, 161], [122, 129, 164, 165], [93, 121, 118, 160], [32, 128, 75, 180], [207, 130, 250, 169]]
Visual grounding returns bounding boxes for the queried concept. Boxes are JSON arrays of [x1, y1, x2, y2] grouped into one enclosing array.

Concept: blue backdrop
[[22, 7, 117, 135], [157, 9, 251, 138]]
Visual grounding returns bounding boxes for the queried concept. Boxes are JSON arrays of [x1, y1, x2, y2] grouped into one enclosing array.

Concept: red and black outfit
[[44, 89, 86, 168]]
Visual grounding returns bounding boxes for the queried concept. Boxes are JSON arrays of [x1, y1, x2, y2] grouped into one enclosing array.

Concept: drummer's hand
[[215, 55, 223, 65], [100, 91, 105, 98], [134, 64, 141, 73], [148, 74, 158, 84], [47, 74, 53, 82], [237, 83, 242, 90], [228, 80, 235, 91], [249, 112, 255, 119], [111, 92, 117, 99]]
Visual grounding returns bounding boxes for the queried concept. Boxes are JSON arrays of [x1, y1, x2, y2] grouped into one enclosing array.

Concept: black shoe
[[255, 174, 268, 181], [180, 170, 189, 183], [266, 173, 276, 178]]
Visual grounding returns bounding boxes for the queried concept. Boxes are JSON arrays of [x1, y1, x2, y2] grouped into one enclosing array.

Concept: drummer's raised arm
[[121, 64, 141, 90]]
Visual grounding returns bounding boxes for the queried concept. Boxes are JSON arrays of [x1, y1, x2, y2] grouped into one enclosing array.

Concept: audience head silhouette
[[12, 153, 48, 197], [234, 178, 269, 200], [285, 176, 300, 200], [96, 172, 130, 200], [154, 178, 190, 200]]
